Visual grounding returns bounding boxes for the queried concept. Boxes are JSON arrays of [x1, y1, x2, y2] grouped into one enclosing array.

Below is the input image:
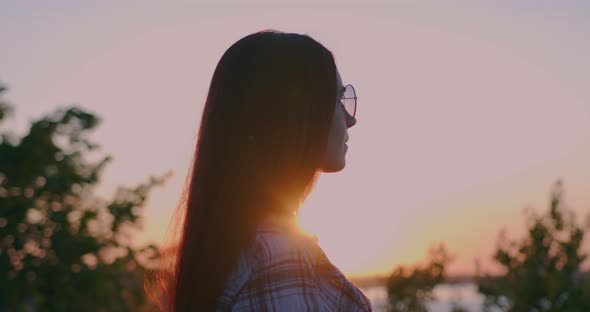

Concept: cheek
[[336, 113, 347, 143], [321, 115, 347, 172], [331, 121, 347, 156], [325, 117, 344, 157]]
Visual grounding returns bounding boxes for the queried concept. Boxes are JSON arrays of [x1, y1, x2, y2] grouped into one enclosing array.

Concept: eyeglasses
[[340, 84, 357, 118]]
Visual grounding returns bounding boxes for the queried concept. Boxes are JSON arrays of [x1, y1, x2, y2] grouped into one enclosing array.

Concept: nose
[[346, 114, 357, 128]]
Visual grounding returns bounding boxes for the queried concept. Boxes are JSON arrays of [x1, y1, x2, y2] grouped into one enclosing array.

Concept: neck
[[262, 210, 297, 227]]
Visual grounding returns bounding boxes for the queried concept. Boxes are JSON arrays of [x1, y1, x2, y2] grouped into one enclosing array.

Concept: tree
[[477, 180, 590, 311], [0, 84, 170, 311], [386, 243, 452, 312]]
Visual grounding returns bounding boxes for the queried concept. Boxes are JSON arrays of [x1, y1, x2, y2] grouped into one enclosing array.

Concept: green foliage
[[0, 85, 13, 123], [0, 84, 170, 311], [386, 243, 451, 312], [477, 180, 590, 312]]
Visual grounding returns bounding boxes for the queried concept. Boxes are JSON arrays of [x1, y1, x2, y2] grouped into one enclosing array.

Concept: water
[[361, 283, 501, 312]]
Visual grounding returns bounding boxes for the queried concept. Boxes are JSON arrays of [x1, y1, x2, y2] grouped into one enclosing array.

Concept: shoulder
[[220, 223, 372, 311], [253, 222, 320, 270], [255, 223, 373, 312], [218, 223, 325, 311], [219, 222, 319, 300]]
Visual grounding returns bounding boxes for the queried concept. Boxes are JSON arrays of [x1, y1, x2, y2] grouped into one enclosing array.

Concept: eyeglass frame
[[339, 84, 357, 118]]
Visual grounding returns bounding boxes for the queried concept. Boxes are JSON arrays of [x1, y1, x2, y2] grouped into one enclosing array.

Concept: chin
[[321, 159, 346, 173]]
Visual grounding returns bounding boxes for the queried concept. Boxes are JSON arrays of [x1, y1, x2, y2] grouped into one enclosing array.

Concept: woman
[[158, 30, 371, 311]]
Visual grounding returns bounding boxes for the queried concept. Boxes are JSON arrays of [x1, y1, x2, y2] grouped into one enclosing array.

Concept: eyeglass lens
[[342, 85, 356, 117]]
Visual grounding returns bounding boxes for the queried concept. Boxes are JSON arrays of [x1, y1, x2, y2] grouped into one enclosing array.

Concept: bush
[[477, 181, 590, 311], [0, 84, 170, 311]]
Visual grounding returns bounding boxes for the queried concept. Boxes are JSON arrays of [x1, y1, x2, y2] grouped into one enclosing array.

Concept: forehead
[[336, 70, 344, 88], [336, 70, 345, 97]]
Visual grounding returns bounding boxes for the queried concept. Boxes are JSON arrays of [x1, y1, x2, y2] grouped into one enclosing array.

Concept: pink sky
[[2, 1, 589, 276]]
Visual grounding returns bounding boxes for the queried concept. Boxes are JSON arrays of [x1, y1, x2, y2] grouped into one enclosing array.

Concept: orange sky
[[2, 1, 589, 277]]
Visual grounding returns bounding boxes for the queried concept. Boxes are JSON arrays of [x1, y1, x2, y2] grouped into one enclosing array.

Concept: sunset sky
[[2, 1, 589, 277]]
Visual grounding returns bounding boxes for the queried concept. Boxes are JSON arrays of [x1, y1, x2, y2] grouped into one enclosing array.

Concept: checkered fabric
[[217, 217, 372, 311]]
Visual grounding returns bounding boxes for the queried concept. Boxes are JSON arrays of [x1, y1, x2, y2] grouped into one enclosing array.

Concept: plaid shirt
[[217, 216, 372, 311]]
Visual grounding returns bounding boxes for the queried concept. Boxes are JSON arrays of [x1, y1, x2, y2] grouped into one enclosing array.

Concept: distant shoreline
[[348, 274, 482, 289], [349, 271, 590, 289]]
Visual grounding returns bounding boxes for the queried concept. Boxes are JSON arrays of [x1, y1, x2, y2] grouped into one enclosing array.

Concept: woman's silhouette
[[158, 30, 370, 311]]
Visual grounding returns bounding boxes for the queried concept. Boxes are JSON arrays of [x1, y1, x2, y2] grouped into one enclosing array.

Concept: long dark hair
[[156, 30, 338, 311]]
